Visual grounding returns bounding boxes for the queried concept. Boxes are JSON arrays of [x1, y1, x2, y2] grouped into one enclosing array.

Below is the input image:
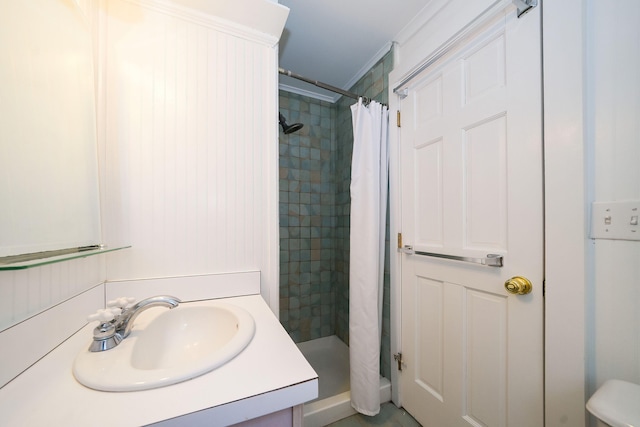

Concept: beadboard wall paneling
[[102, 0, 279, 307], [0, 255, 106, 332], [0, 283, 103, 388], [590, 0, 640, 395], [106, 271, 260, 303]]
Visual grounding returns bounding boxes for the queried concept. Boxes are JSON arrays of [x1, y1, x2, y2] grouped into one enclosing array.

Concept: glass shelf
[[0, 245, 130, 270]]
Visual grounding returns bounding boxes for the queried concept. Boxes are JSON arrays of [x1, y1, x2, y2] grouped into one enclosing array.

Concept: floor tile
[[326, 402, 421, 427]]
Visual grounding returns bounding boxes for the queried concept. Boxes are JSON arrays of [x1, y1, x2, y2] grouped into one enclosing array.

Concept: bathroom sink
[[73, 300, 255, 392]]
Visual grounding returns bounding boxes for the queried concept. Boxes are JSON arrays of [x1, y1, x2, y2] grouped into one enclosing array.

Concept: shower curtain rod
[[279, 67, 373, 104]]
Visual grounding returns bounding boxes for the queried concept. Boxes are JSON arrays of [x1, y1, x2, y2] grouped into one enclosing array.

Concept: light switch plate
[[590, 200, 640, 240]]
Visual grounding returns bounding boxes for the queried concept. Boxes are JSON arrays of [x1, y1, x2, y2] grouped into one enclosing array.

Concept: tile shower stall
[[278, 50, 393, 383]]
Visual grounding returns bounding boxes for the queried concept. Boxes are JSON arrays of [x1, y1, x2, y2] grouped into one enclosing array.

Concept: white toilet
[[586, 379, 640, 426]]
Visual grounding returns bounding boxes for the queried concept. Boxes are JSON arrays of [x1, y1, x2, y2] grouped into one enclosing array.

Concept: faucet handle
[[87, 308, 124, 352], [108, 307, 122, 317], [107, 296, 136, 309], [87, 308, 117, 323]]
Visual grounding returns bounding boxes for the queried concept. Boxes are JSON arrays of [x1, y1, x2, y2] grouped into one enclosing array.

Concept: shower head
[[279, 113, 304, 135]]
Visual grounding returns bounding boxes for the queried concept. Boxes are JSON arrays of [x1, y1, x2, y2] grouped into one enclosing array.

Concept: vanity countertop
[[0, 294, 318, 426]]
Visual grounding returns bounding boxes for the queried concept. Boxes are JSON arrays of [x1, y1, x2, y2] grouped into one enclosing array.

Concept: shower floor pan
[[297, 335, 391, 427]]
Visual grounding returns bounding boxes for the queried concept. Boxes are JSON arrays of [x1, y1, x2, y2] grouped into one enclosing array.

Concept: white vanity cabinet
[[232, 407, 303, 427], [178, 406, 303, 427], [0, 291, 317, 427]]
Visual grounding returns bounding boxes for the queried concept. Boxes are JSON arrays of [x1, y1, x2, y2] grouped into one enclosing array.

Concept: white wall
[[0, 257, 105, 331], [0, 0, 286, 335], [586, 0, 640, 419], [543, 0, 588, 424], [99, 0, 285, 311]]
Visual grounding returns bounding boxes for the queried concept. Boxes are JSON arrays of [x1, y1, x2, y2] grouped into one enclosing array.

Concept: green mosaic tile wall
[[279, 48, 393, 378], [278, 93, 336, 342]]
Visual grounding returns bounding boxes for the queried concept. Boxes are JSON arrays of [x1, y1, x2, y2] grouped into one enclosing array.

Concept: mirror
[[0, 0, 101, 261]]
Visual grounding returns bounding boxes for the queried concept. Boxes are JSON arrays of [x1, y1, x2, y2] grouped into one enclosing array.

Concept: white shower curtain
[[349, 98, 389, 416]]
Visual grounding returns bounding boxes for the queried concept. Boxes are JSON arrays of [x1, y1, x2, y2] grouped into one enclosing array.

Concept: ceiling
[[278, 0, 431, 103]]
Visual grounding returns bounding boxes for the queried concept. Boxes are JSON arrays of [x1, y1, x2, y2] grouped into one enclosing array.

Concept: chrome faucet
[[115, 295, 181, 338], [87, 295, 181, 352]]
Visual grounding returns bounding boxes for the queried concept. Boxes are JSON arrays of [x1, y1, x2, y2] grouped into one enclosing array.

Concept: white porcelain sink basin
[[73, 300, 255, 392]]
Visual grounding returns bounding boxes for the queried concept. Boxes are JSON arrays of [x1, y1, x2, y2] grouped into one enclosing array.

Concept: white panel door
[[399, 6, 543, 427]]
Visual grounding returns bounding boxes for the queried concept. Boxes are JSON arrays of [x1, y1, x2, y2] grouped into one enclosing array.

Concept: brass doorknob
[[504, 276, 532, 295]]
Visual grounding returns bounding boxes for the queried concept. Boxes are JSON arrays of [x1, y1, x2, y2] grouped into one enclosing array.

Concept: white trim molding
[[543, 1, 587, 425], [129, 0, 289, 47]]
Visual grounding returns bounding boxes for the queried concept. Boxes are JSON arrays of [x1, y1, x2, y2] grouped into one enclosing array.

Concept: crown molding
[[128, 0, 288, 47], [278, 83, 338, 104]]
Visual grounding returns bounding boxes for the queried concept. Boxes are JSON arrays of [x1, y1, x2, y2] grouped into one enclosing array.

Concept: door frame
[[388, 0, 588, 425]]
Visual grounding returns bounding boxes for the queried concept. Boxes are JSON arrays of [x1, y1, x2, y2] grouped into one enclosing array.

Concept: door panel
[[465, 289, 507, 426], [400, 6, 543, 427], [463, 114, 507, 251], [414, 276, 444, 399], [415, 140, 444, 247]]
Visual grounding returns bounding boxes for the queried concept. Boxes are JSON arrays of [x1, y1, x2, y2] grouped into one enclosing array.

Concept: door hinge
[[513, 0, 538, 17], [394, 352, 403, 371], [397, 233, 416, 254], [396, 110, 401, 128]]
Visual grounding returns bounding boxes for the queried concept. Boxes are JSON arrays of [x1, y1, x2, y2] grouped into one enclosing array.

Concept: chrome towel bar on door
[[398, 246, 503, 267]]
